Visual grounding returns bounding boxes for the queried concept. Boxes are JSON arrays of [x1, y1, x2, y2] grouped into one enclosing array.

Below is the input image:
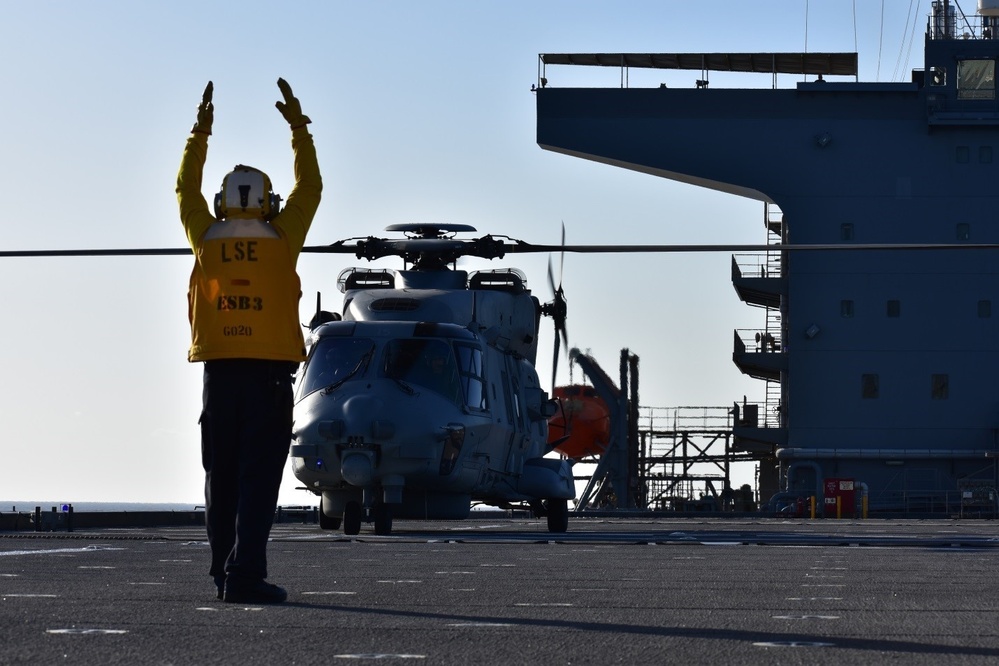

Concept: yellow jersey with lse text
[[187, 220, 305, 362]]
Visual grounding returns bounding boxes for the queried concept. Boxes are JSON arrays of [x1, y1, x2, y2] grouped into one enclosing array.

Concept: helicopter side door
[[500, 355, 534, 476]]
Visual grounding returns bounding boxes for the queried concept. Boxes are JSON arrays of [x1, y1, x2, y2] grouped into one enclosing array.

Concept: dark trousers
[[201, 359, 296, 583]]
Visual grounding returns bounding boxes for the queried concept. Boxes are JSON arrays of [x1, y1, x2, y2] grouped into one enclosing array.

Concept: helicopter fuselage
[[289, 264, 574, 532]]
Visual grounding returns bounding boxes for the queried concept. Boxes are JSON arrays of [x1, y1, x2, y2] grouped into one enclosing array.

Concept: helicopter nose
[[341, 452, 374, 486], [341, 393, 395, 441], [343, 394, 379, 424]]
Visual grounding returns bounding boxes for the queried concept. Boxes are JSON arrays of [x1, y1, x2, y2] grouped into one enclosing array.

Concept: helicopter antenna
[[307, 290, 341, 330]]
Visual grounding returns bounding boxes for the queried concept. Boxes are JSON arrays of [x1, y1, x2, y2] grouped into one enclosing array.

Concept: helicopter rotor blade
[[555, 310, 568, 389], [0, 240, 366, 259], [504, 242, 999, 254], [557, 223, 568, 361], [4, 240, 999, 259], [543, 224, 570, 392], [552, 321, 561, 392], [545, 222, 566, 297], [558, 221, 565, 287], [546, 254, 562, 391], [0, 248, 193, 257]]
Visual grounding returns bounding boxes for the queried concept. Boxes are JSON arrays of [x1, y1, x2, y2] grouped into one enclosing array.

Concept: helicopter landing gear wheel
[[546, 498, 569, 533], [343, 501, 362, 536], [373, 503, 393, 536], [318, 497, 341, 531]]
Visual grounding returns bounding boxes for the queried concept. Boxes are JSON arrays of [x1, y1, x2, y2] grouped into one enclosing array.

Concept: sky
[[0, 1, 930, 506]]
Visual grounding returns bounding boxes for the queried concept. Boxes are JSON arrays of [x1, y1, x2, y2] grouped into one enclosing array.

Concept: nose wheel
[[343, 501, 362, 535], [373, 502, 393, 535]]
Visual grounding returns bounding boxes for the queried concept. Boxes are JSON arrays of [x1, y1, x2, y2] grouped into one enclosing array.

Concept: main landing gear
[[340, 500, 393, 536], [529, 498, 569, 533], [546, 498, 569, 533]]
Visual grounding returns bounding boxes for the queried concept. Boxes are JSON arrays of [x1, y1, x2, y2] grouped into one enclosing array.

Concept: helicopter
[[290, 222, 573, 535]]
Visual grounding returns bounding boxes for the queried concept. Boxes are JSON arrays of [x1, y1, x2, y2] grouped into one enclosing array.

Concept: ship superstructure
[[536, 1, 999, 513]]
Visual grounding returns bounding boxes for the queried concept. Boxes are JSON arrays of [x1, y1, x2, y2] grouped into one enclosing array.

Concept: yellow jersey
[[177, 128, 322, 362]]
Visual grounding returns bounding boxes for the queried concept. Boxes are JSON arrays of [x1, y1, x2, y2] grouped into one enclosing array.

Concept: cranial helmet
[[214, 165, 281, 220]]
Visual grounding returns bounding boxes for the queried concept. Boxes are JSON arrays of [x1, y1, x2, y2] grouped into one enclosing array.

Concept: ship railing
[[730, 400, 781, 429], [639, 405, 733, 433], [869, 488, 997, 517], [637, 403, 785, 436], [644, 477, 732, 512], [735, 328, 782, 354], [928, 9, 998, 41], [536, 53, 858, 91], [732, 253, 781, 279]]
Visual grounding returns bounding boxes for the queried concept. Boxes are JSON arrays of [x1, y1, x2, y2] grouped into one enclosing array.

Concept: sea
[[1, 501, 204, 513]]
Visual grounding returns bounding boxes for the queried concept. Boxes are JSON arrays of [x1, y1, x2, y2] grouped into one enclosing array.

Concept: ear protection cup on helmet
[[213, 191, 224, 219]]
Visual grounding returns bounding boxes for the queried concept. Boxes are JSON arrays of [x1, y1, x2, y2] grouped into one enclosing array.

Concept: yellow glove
[[275, 78, 311, 129], [191, 81, 214, 135]]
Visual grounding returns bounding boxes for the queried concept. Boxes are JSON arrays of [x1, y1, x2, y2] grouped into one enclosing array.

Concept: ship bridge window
[[957, 59, 995, 100], [930, 67, 947, 86], [297, 337, 376, 400]]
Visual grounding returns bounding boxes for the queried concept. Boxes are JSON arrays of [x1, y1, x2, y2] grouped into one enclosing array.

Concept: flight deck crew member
[[177, 79, 322, 604]]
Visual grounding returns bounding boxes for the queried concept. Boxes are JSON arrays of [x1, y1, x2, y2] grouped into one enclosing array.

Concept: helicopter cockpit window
[[382, 339, 463, 407], [297, 337, 376, 399], [455, 343, 487, 412]]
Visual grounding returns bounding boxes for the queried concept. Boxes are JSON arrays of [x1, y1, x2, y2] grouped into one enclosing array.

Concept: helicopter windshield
[[298, 337, 376, 399], [382, 339, 463, 407]]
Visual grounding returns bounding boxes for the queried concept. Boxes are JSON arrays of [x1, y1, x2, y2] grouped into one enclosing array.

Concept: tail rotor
[[541, 223, 568, 391]]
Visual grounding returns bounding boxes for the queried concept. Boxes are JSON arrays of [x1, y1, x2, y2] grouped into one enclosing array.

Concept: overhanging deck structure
[[540, 51, 857, 75], [536, 6, 999, 513]]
